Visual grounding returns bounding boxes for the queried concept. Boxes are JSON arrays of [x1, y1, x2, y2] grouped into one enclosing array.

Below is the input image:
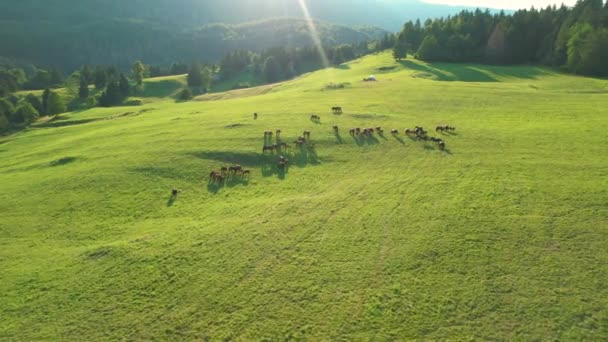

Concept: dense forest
[[395, 0, 608, 76], [0, 17, 385, 71]]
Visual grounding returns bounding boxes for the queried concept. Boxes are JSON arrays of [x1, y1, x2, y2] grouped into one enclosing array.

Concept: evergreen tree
[[187, 64, 203, 88], [94, 66, 107, 90], [13, 102, 39, 125], [99, 81, 121, 107], [42, 88, 51, 115], [118, 73, 130, 98], [170, 62, 188, 75], [25, 94, 43, 114], [0, 98, 14, 123], [50, 68, 63, 87], [79, 76, 89, 99], [81, 65, 94, 84], [417, 35, 441, 61], [131, 60, 146, 86], [0, 111, 9, 132], [46, 91, 66, 115], [263, 56, 282, 83], [201, 67, 212, 93], [393, 34, 409, 61]]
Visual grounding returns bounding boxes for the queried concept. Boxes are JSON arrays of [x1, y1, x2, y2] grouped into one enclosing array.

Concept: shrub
[[232, 82, 251, 90], [177, 88, 193, 101]]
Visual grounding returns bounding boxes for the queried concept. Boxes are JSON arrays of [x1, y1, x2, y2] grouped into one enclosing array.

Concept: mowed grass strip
[[0, 52, 607, 340]]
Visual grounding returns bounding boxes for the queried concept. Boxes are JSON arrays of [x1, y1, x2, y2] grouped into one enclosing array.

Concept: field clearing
[[1, 52, 607, 340]]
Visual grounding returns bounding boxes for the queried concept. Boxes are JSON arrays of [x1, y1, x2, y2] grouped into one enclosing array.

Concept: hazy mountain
[[0, 0, 495, 70]]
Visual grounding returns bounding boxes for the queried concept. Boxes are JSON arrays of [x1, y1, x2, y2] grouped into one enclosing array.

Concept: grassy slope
[[1, 52, 607, 340]]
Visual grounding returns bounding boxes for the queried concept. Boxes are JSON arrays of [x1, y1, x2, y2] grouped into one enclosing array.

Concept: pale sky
[[421, 0, 578, 10]]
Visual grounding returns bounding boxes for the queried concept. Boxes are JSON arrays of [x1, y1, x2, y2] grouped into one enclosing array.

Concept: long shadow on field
[[167, 194, 177, 207], [334, 132, 344, 144], [392, 134, 405, 145], [191, 146, 320, 190], [351, 134, 379, 146], [401, 60, 553, 82]]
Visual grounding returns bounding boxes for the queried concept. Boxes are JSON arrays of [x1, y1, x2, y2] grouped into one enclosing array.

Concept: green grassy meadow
[[1, 52, 607, 340]]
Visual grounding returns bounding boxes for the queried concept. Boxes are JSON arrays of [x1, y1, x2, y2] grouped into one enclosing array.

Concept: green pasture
[[1, 52, 607, 340]]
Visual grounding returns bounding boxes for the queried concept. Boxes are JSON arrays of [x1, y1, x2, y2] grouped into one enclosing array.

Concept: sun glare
[[296, 0, 331, 70]]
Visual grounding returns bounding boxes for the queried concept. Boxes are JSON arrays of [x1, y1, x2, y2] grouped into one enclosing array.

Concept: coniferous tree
[[25, 94, 43, 114], [41, 88, 51, 115], [79, 76, 89, 99], [46, 91, 66, 115], [81, 65, 94, 84], [13, 102, 39, 125], [187, 64, 203, 89], [263, 56, 282, 83], [131, 61, 146, 86], [0, 111, 9, 132], [118, 73, 130, 98], [393, 34, 409, 61], [94, 66, 107, 90]]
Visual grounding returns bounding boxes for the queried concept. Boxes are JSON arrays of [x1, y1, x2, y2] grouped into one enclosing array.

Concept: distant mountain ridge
[[0, 0, 502, 70], [0, 0, 492, 31]]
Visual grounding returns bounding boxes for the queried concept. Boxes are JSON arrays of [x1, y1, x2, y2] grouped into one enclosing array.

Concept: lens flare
[[297, 0, 331, 69]]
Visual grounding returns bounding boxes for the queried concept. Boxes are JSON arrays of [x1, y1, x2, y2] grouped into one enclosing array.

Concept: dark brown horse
[[229, 165, 243, 173]]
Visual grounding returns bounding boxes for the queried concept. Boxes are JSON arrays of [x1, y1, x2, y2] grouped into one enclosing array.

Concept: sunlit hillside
[[1, 52, 607, 340]]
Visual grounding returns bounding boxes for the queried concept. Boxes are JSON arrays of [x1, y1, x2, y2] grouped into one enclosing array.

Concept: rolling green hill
[[1, 52, 607, 340]]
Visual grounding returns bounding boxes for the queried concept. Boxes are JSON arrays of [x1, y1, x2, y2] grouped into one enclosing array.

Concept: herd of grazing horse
[[198, 106, 455, 192], [209, 165, 251, 183]]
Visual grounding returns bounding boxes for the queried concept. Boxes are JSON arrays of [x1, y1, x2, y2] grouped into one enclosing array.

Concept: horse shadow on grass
[[352, 134, 380, 147], [392, 134, 405, 145], [191, 147, 320, 190], [334, 132, 344, 144], [167, 194, 177, 207]]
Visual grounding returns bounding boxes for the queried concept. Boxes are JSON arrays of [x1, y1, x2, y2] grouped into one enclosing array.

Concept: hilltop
[[1, 52, 607, 340]]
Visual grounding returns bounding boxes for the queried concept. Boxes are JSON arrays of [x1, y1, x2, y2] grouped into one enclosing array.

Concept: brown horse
[[229, 165, 243, 174], [349, 128, 356, 135]]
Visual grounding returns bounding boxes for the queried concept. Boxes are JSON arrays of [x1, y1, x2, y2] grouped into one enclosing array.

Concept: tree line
[[393, 0, 608, 76]]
